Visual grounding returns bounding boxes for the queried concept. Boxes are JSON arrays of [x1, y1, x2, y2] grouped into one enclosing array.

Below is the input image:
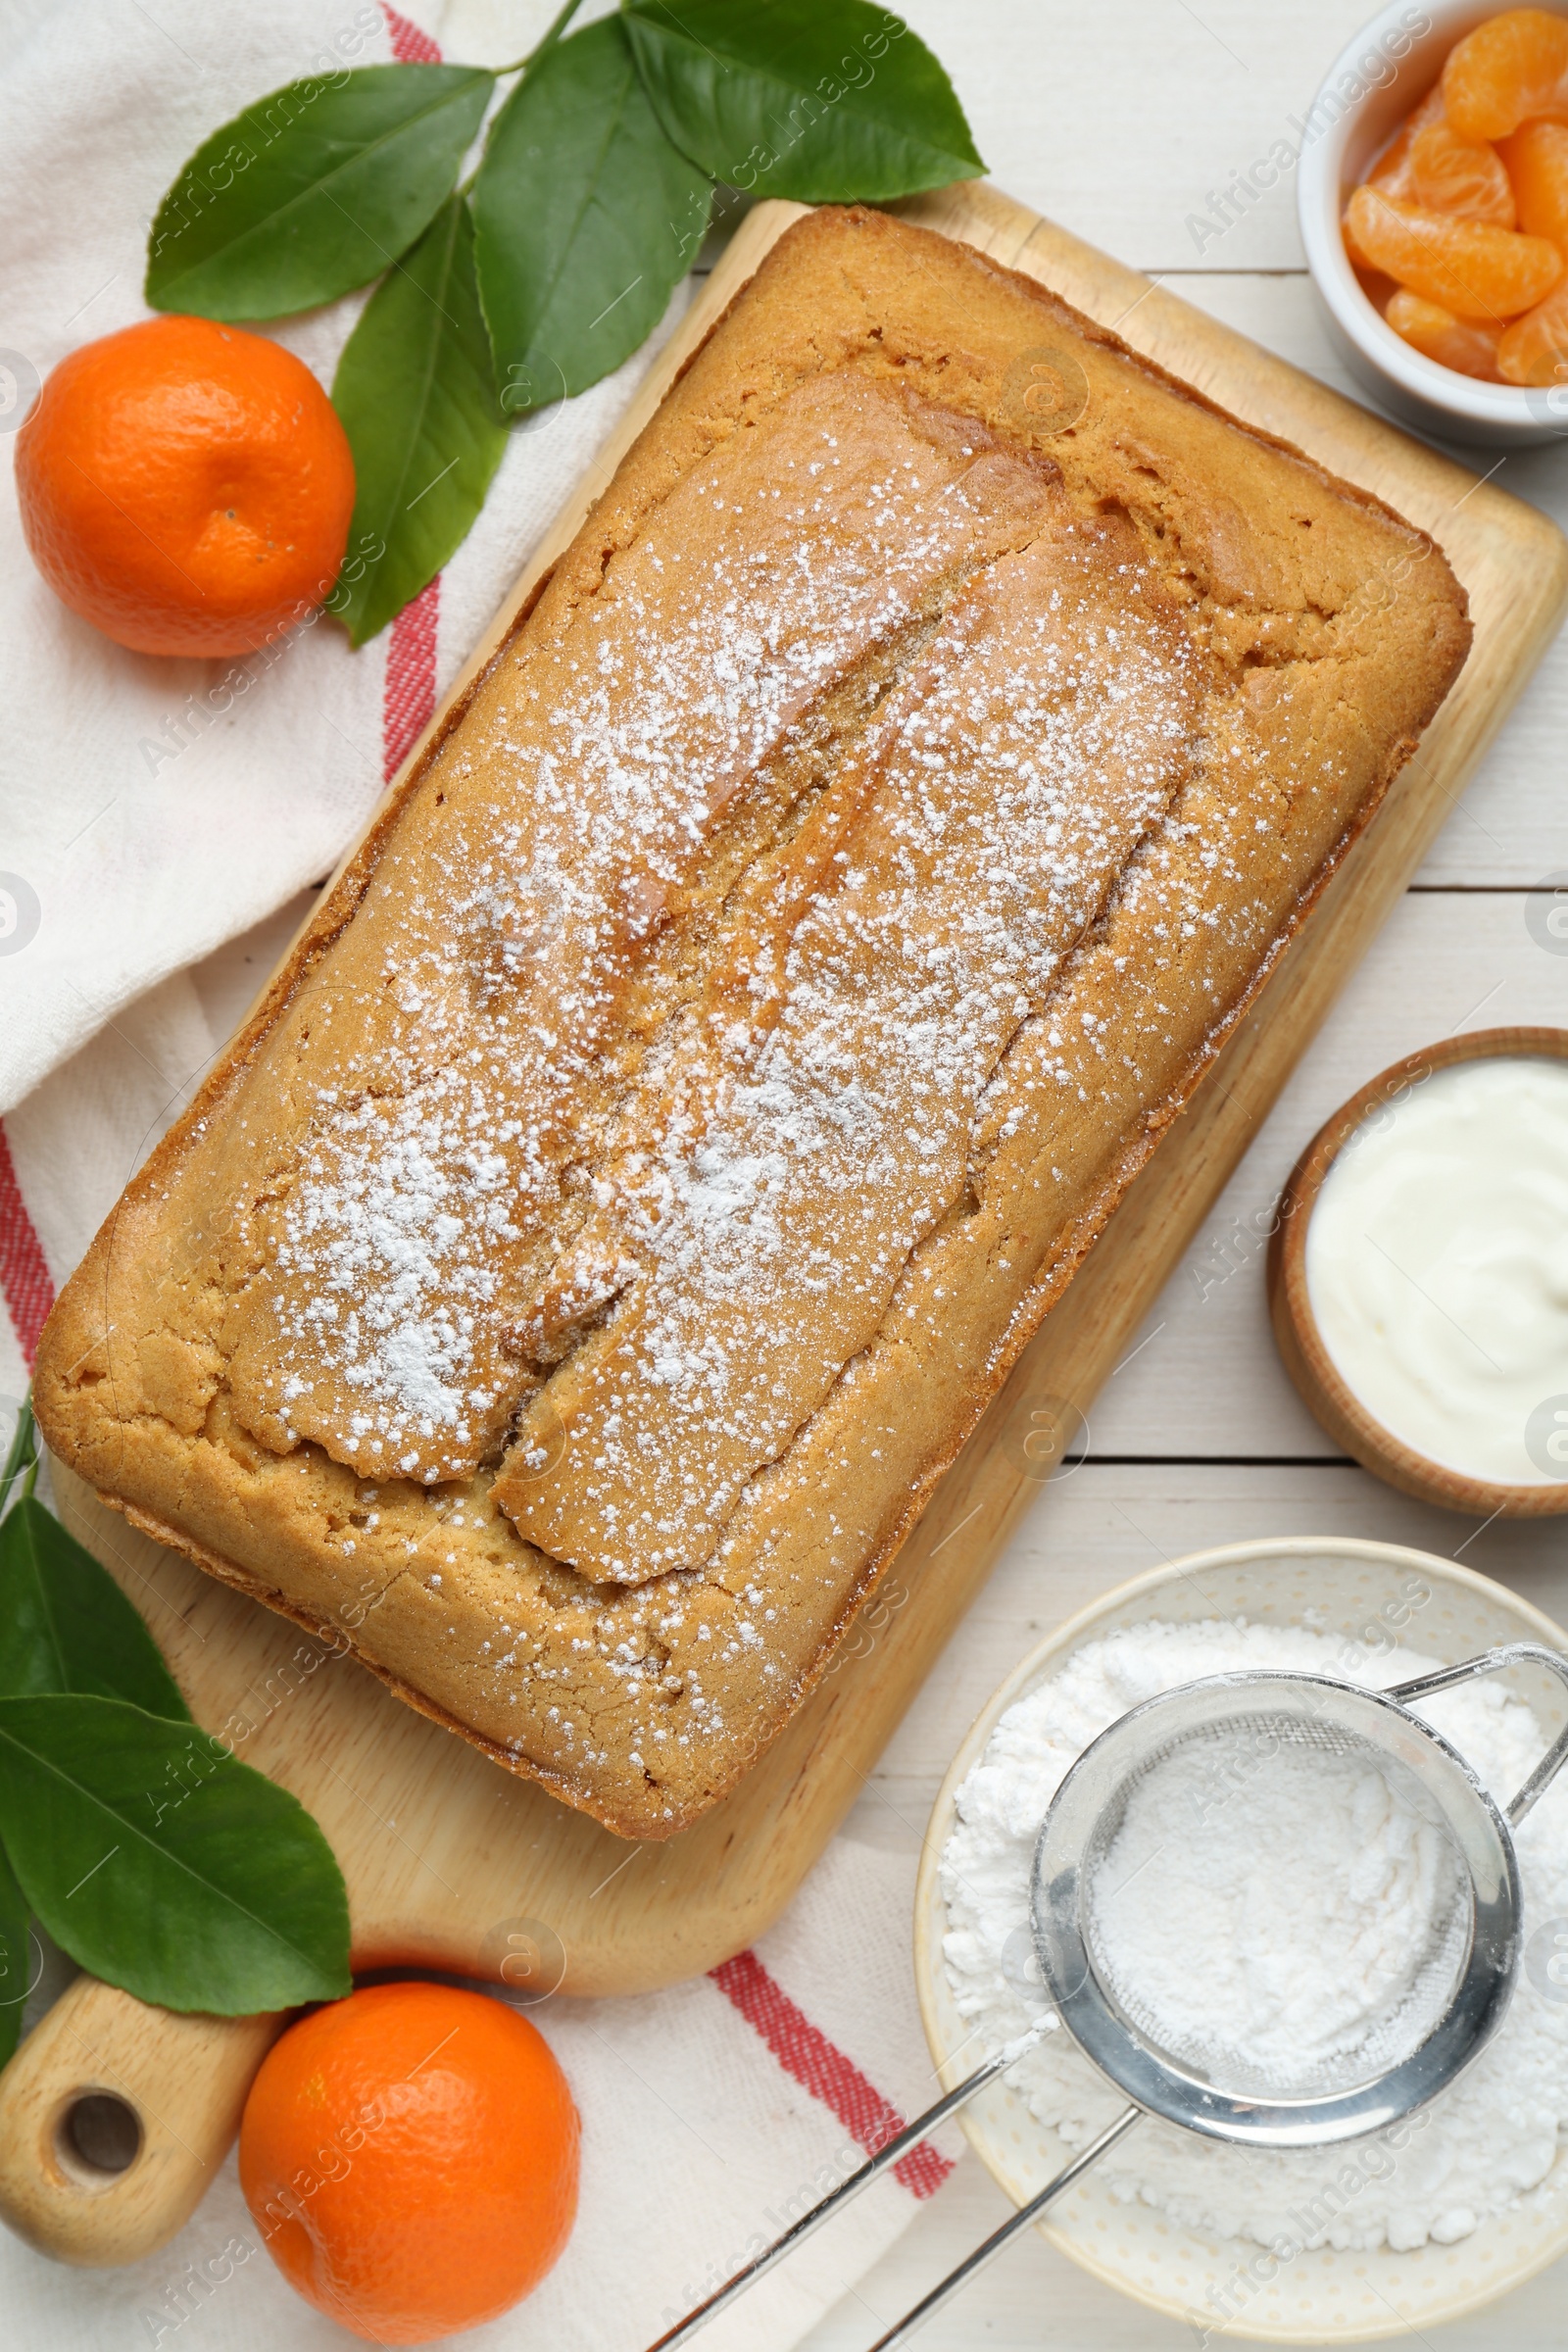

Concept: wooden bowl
[[1267, 1027, 1568, 1520]]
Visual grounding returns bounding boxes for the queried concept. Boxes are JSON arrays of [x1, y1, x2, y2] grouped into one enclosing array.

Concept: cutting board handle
[[0, 1974, 281, 2266]]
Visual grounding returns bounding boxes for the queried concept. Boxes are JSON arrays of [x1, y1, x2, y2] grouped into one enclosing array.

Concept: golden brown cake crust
[[34, 207, 1470, 1838]]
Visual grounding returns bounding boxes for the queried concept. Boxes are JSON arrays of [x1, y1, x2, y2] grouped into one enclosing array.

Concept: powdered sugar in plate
[[941, 1617, 1568, 2254]]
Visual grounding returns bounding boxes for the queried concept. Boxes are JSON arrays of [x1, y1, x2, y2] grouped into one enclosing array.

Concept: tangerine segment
[[1408, 122, 1517, 223], [1386, 288, 1507, 379], [1501, 118, 1568, 246], [1343, 186, 1562, 316], [1369, 84, 1447, 197], [1370, 100, 1514, 221], [1443, 8, 1568, 140], [1498, 277, 1568, 379], [240, 1984, 579, 2345]]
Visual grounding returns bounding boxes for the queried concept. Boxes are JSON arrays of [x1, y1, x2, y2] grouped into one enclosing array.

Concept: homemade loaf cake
[[34, 207, 1471, 1838]]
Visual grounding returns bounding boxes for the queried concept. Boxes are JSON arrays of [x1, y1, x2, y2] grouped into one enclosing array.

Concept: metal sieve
[[646, 1642, 1568, 2352], [1033, 1666, 1521, 2147]]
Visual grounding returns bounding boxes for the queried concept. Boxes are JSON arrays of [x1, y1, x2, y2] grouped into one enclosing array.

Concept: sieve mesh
[[1077, 1706, 1473, 2101]]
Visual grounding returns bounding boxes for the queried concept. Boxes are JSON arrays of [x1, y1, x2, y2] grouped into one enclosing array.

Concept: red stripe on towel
[[378, 16, 444, 777], [710, 1949, 955, 2200], [0, 1124, 54, 1369], [381, 4, 442, 64], [382, 575, 441, 782]]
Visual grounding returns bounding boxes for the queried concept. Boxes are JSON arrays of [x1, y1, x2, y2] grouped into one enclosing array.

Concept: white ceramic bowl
[[1298, 0, 1568, 446], [913, 1538, 1568, 2343]]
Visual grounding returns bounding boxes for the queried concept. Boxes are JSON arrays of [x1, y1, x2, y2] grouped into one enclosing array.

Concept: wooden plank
[[8, 182, 1567, 2269], [799, 2138, 1568, 2350], [898, 0, 1395, 273], [853, 1460, 1568, 1836]]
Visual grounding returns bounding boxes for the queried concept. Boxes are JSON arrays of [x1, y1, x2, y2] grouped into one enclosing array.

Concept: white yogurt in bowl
[[1303, 1055, 1568, 1488]]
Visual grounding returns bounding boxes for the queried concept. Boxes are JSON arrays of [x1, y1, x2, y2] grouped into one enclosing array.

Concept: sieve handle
[[859, 2104, 1142, 2351], [1391, 1642, 1568, 1825], [643, 2021, 1060, 2351]]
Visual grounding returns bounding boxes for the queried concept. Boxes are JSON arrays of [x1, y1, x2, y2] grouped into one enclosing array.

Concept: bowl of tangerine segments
[[1299, 4, 1568, 443]]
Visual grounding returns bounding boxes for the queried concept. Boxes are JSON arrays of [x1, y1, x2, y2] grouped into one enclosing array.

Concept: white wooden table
[[134, 7, 1568, 2344], [777, 1, 1568, 2342], [12, 3, 1563, 2344]]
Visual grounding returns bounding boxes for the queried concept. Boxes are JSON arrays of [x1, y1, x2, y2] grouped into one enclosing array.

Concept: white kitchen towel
[[0, 0, 696, 1114]]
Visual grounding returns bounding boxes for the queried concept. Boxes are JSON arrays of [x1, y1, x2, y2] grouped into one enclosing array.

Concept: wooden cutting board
[[3, 182, 1565, 2271]]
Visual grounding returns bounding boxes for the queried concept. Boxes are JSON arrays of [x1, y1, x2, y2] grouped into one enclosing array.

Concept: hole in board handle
[[53, 2092, 143, 2184]]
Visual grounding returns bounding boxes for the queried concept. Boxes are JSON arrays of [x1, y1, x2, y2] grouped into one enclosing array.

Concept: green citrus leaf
[[0, 1498, 191, 1721], [471, 17, 710, 413], [0, 1837, 30, 2068], [0, 1696, 351, 2014], [330, 193, 509, 647], [0, 1396, 37, 1519], [620, 0, 984, 203], [145, 65, 494, 320]]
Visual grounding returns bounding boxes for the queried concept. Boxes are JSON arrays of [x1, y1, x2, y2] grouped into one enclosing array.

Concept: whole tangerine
[[14, 314, 355, 658], [239, 1982, 579, 2344]]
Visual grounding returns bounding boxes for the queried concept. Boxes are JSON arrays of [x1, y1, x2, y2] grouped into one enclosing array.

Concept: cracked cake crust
[[33, 207, 1470, 1839]]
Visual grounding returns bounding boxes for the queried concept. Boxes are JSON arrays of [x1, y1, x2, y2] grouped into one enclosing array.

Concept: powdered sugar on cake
[[500, 515, 1203, 1575], [274, 1074, 520, 1467], [229, 373, 1055, 1477], [228, 371, 1324, 1605]]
